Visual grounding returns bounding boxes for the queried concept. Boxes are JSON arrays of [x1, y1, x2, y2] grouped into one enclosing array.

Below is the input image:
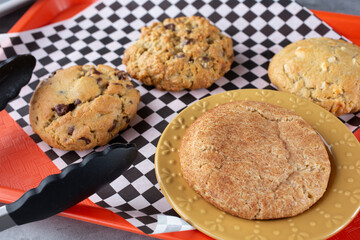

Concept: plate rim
[[155, 89, 360, 240]]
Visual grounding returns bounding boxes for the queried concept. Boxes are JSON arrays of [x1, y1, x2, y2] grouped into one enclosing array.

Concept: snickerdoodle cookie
[[179, 100, 330, 220]]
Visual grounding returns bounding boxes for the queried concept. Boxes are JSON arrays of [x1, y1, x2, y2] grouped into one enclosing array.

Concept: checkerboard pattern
[[0, 0, 359, 234]]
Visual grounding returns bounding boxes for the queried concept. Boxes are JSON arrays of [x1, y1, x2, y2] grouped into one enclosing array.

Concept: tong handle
[[6, 143, 137, 226]]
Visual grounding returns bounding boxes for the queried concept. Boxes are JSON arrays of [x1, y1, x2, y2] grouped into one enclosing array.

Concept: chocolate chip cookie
[[268, 37, 360, 116], [123, 16, 234, 91], [179, 100, 330, 220], [29, 65, 140, 151]]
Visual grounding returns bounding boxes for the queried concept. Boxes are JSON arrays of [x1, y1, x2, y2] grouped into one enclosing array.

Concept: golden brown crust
[[179, 101, 330, 220], [29, 65, 140, 151], [123, 16, 234, 91], [268, 37, 360, 116]]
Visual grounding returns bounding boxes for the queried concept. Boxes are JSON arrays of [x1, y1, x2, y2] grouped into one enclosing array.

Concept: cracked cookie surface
[[268, 37, 360, 116], [123, 16, 234, 91], [29, 65, 140, 151], [179, 101, 330, 220]]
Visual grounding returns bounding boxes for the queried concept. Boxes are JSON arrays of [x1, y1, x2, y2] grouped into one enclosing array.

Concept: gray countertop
[[1, 0, 359, 239]]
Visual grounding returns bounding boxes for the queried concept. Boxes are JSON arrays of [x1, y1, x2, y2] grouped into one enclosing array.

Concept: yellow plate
[[155, 89, 360, 240]]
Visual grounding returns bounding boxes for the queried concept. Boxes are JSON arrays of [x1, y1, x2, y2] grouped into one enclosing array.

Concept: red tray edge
[[3, 1, 360, 240], [9, 0, 360, 47]]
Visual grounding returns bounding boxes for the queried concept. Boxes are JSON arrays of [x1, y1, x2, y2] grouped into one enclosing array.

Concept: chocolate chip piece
[[79, 137, 91, 145], [186, 29, 192, 34], [91, 69, 101, 75], [202, 56, 210, 62], [206, 38, 214, 44], [68, 99, 82, 111], [164, 23, 175, 31], [68, 104, 75, 111], [123, 115, 130, 124], [125, 84, 132, 89], [200, 56, 211, 68], [175, 53, 185, 58], [53, 104, 69, 116], [108, 120, 118, 132], [116, 71, 128, 80], [112, 82, 121, 85], [50, 71, 57, 77], [96, 77, 102, 83], [74, 99, 82, 106], [68, 126, 75, 135], [183, 38, 194, 46]]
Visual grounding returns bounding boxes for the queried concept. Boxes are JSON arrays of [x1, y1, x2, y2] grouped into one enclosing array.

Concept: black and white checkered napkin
[[1, 0, 359, 234]]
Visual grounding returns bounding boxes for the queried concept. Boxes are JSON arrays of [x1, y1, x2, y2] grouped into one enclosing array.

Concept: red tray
[[2, 0, 360, 239]]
